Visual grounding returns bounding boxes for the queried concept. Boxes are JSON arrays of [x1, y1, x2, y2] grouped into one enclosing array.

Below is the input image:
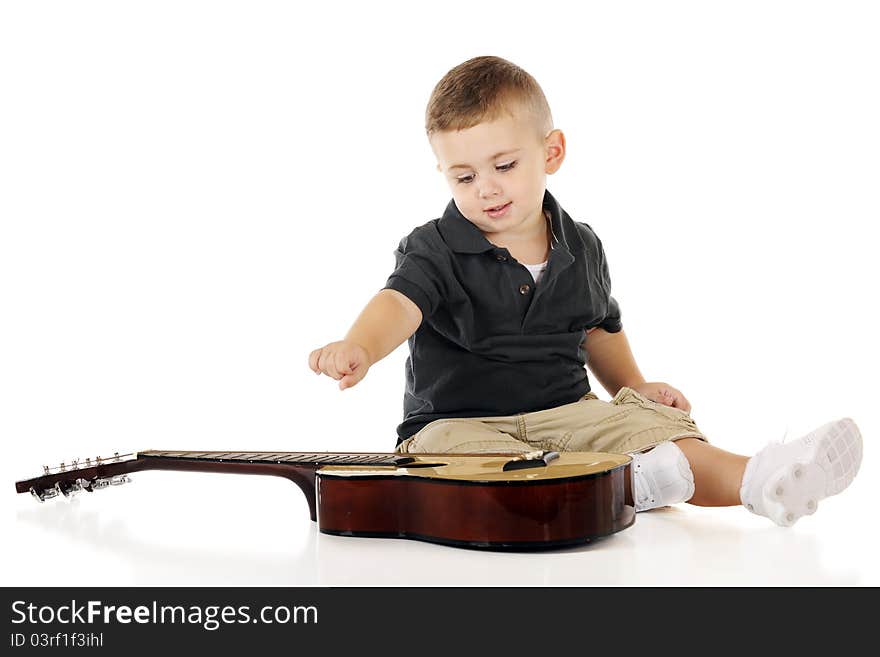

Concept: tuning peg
[[30, 486, 59, 502], [57, 480, 82, 498], [91, 478, 110, 490], [90, 474, 131, 490], [75, 477, 95, 492]]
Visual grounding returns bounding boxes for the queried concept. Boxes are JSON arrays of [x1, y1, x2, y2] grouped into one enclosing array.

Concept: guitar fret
[[141, 451, 403, 466], [355, 455, 384, 463], [277, 454, 341, 464]]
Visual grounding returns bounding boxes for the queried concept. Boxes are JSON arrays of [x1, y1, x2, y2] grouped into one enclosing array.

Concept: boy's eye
[[455, 161, 517, 184]]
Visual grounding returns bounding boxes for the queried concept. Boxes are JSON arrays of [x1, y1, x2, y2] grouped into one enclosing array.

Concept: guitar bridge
[[502, 450, 560, 471]]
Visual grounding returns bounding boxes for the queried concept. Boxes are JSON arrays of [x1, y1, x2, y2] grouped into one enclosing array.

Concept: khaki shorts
[[396, 386, 708, 455]]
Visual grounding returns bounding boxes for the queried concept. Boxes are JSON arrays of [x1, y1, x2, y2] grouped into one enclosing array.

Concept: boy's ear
[[544, 129, 566, 174]]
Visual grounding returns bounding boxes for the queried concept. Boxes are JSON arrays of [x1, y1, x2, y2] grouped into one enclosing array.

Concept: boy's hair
[[425, 55, 553, 141]]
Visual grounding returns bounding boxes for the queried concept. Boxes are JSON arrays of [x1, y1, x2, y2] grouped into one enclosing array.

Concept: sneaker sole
[[761, 418, 862, 527]]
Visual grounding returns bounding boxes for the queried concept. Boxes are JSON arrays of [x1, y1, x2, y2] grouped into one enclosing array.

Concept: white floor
[[4, 461, 877, 587]]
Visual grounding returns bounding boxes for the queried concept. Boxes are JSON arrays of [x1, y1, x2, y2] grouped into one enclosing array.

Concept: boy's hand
[[632, 382, 692, 414], [308, 340, 371, 391]]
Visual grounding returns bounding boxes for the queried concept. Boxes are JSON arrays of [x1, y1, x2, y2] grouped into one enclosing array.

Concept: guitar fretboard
[[140, 450, 404, 467]]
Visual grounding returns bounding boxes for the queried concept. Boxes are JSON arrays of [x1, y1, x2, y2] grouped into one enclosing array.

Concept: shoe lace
[[631, 458, 655, 508]]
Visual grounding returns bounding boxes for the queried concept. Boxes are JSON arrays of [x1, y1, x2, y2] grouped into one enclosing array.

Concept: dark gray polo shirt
[[384, 188, 622, 444]]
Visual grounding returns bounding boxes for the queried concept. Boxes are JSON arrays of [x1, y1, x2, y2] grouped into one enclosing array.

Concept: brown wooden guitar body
[[317, 457, 634, 549]]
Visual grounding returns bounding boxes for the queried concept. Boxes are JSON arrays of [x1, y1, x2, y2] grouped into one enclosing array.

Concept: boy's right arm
[[308, 289, 423, 390]]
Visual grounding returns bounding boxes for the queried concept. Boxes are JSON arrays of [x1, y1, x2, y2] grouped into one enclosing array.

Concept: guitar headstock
[[16, 452, 136, 501]]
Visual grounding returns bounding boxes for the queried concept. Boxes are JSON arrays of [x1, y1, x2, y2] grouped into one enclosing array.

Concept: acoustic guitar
[[15, 449, 635, 550]]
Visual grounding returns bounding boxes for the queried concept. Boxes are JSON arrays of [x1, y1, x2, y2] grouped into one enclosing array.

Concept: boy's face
[[430, 107, 565, 241]]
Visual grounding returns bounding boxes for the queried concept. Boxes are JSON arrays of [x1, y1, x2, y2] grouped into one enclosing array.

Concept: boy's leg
[[672, 438, 747, 506], [396, 417, 530, 454], [667, 418, 862, 526], [520, 388, 707, 512], [521, 387, 863, 525], [521, 387, 709, 454]]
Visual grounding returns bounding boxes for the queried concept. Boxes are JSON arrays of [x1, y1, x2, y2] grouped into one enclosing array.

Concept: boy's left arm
[[584, 327, 692, 413]]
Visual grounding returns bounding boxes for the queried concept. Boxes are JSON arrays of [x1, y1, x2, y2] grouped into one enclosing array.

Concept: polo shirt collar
[[437, 189, 575, 263]]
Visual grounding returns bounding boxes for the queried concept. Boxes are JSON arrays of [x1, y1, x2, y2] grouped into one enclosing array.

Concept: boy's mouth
[[484, 202, 512, 217]]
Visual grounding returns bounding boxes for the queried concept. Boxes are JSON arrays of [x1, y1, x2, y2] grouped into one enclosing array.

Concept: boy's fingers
[[339, 366, 366, 391], [308, 349, 322, 373], [310, 344, 366, 384], [666, 389, 691, 413], [318, 351, 341, 379], [335, 351, 354, 375]]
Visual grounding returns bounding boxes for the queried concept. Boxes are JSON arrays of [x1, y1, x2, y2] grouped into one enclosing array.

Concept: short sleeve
[[383, 232, 445, 321], [596, 236, 623, 333]]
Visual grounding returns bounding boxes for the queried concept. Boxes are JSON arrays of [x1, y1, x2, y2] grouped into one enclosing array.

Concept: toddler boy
[[309, 56, 862, 526]]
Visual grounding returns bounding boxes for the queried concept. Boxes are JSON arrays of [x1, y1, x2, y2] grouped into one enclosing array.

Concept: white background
[[2, 0, 878, 586]]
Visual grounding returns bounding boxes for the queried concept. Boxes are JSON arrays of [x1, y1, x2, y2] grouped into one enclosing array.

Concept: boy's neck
[[483, 209, 551, 265]]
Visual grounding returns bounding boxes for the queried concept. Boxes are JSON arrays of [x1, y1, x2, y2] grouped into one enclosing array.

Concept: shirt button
[[496, 254, 507, 262], [519, 283, 531, 295]]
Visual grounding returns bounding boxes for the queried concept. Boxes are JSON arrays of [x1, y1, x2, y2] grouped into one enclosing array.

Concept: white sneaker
[[740, 418, 862, 527], [631, 441, 696, 512]]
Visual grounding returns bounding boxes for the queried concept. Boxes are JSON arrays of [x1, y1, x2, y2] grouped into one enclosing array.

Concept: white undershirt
[[523, 260, 548, 284]]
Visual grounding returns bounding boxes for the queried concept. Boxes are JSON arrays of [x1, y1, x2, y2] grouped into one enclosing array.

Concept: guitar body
[[316, 453, 634, 549], [16, 450, 634, 551]]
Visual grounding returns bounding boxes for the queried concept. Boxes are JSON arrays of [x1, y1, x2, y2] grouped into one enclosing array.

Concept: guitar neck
[[16, 450, 415, 522], [140, 450, 407, 467]]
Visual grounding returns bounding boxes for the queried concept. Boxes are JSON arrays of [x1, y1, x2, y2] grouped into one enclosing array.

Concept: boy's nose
[[477, 178, 502, 199]]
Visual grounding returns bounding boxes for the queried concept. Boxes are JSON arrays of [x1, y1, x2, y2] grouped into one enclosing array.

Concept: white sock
[[631, 441, 695, 512], [739, 418, 862, 527]]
